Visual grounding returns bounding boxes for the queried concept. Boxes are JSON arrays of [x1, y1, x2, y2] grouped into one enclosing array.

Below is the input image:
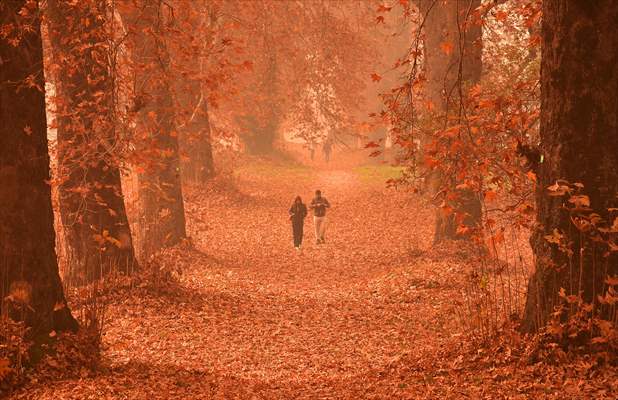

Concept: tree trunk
[[239, 20, 280, 155], [420, 0, 483, 243], [178, 85, 215, 184], [522, 0, 618, 332], [121, 0, 187, 258], [175, 1, 216, 184], [46, 0, 138, 285], [0, 0, 77, 339]]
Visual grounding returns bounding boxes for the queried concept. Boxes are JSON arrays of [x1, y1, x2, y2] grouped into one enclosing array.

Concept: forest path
[[12, 163, 472, 399]]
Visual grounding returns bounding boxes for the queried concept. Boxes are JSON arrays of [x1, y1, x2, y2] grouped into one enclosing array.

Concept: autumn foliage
[[1, 0, 617, 398]]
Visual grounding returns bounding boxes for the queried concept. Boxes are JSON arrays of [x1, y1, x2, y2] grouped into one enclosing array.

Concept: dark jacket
[[310, 197, 330, 217], [289, 203, 307, 222]]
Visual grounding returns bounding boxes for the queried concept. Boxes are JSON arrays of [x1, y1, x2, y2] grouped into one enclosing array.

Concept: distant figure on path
[[310, 190, 331, 244], [323, 139, 332, 163], [289, 196, 308, 251]]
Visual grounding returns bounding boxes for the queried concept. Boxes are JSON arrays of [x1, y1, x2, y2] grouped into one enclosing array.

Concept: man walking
[[310, 190, 330, 244]]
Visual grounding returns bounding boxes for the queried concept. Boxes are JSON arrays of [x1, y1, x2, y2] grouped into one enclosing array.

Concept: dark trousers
[[292, 220, 304, 247]]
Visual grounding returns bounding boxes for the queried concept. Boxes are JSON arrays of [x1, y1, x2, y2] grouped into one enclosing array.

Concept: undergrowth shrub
[[453, 224, 532, 343], [455, 182, 617, 365]]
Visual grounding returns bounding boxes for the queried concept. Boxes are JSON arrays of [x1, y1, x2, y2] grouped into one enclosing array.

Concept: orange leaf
[[606, 275, 618, 285], [484, 191, 497, 202], [526, 171, 537, 182], [456, 225, 470, 235], [494, 10, 508, 22], [440, 41, 454, 55], [568, 195, 590, 208]]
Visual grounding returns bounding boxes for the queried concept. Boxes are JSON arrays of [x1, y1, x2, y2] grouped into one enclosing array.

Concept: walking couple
[[288, 190, 331, 250]]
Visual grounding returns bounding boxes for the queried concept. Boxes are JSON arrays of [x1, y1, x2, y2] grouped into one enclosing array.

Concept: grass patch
[[354, 164, 404, 184]]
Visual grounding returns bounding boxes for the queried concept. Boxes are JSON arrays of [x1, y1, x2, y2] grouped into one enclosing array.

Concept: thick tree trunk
[[522, 0, 618, 332], [46, 0, 138, 285], [0, 0, 77, 339], [121, 0, 187, 257], [420, 0, 483, 243]]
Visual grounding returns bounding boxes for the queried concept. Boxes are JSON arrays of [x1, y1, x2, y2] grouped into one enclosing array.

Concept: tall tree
[[522, 0, 618, 332], [288, 0, 375, 148], [172, 0, 218, 184], [418, 0, 483, 243], [235, 3, 281, 155], [224, 0, 374, 156], [120, 0, 187, 257], [0, 0, 77, 338], [46, 0, 138, 285]]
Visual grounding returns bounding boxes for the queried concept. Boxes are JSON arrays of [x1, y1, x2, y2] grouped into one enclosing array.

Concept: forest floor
[[8, 159, 618, 399]]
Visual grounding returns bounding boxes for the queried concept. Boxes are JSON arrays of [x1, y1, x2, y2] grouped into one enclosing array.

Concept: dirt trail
[[8, 166, 476, 399]]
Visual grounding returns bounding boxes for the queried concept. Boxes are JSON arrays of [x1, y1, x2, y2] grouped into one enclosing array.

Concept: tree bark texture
[[522, 0, 618, 332], [0, 0, 77, 339], [46, 0, 138, 285], [120, 0, 187, 258]]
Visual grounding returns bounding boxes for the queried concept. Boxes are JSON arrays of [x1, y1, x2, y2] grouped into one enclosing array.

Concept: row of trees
[[0, 0, 378, 341], [1, 0, 615, 352], [384, 0, 617, 335]]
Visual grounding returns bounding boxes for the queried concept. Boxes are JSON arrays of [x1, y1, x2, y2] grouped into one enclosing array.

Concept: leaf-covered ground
[[9, 162, 618, 399]]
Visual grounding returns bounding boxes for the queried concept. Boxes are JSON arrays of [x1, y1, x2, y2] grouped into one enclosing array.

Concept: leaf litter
[[8, 163, 617, 399]]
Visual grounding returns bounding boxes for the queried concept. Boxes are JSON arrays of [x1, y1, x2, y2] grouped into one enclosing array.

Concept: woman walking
[[289, 196, 308, 251]]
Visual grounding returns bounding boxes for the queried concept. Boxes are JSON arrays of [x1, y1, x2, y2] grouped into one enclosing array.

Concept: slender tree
[[0, 0, 77, 339], [418, 0, 483, 243], [522, 0, 618, 331], [120, 0, 186, 257], [46, 0, 138, 285]]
